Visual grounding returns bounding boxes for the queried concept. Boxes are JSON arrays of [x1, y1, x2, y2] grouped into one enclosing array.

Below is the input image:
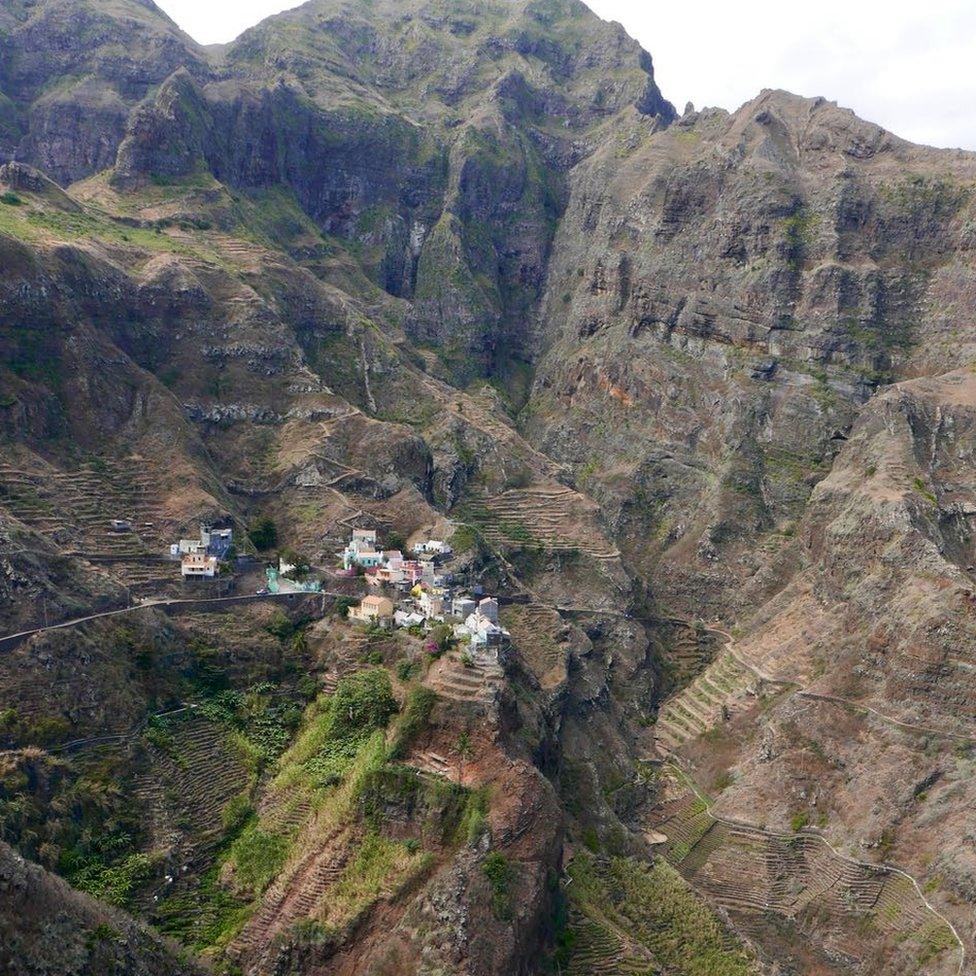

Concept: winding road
[[654, 617, 969, 976]]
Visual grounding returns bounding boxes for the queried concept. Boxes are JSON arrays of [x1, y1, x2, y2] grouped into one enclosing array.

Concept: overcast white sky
[[156, 0, 976, 150]]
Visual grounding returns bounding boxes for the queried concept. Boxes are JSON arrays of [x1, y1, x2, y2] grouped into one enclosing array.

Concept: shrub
[[384, 532, 406, 553], [482, 851, 514, 920], [248, 515, 277, 550], [395, 659, 418, 682], [266, 611, 295, 642], [388, 686, 436, 760], [1, 191, 22, 206], [288, 670, 398, 788], [72, 852, 156, 909], [332, 669, 397, 736]]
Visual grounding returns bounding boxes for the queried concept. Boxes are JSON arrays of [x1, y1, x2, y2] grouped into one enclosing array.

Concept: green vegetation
[[275, 669, 397, 789], [782, 207, 816, 272], [248, 515, 278, 550], [790, 811, 810, 832], [227, 822, 289, 894], [483, 850, 515, 921], [913, 478, 937, 505], [562, 854, 755, 975], [387, 686, 436, 760], [221, 794, 254, 833], [153, 858, 252, 950], [1, 190, 22, 206], [320, 828, 433, 930], [449, 523, 481, 554], [196, 684, 305, 768]]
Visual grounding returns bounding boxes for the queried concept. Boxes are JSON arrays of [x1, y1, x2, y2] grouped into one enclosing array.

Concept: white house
[[413, 539, 452, 557], [454, 597, 508, 648], [459, 612, 508, 647], [452, 597, 476, 619], [342, 529, 385, 570], [394, 609, 425, 628], [477, 597, 499, 624], [352, 528, 377, 548]]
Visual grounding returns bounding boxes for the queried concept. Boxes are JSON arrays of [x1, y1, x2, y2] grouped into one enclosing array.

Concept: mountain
[[1, 1, 975, 974]]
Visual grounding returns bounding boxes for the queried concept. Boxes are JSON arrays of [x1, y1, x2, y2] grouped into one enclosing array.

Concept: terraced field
[[132, 712, 253, 857], [562, 853, 756, 976], [652, 650, 759, 756], [454, 485, 621, 562], [425, 653, 506, 705], [500, 603, 567, 688], [644, 779, 961, 973], [0, 456, 174, 557], [229, 823, 355, 970]]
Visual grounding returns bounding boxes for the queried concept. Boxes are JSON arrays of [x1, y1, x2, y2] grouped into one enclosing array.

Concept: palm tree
[[454, 731, 473, 784]]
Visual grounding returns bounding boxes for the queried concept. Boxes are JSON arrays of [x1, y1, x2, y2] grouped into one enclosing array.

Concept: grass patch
[[228, 822, 289, 895], [563, 853, 755, 975], [482, 850, 515, 921]]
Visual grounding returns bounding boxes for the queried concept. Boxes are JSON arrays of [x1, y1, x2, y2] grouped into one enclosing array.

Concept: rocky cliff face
[[528, 89, 976, 616], [0, 0, 206, 185], [3, 1, 976, 974]]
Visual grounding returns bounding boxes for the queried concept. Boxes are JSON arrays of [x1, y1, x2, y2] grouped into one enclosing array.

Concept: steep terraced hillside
[[3, 0, 976, 974]]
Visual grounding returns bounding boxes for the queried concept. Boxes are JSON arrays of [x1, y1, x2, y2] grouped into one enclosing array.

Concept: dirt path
[[0, 591, 336, 651], [651, 617, 970, 975], [666, 760, 966, 976]]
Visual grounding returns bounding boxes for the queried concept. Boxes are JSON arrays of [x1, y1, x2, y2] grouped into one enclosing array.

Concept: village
[[338, 528, 510, 657], [110, 514, 509, 657]]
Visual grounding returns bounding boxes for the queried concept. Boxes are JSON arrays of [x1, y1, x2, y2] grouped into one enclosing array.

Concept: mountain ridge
[[1, 2, 976, 974]]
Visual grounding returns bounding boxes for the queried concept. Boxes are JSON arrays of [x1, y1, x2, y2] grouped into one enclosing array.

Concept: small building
[[177, 538, 204, 555], [181, 552, 218, 578], [401, 560, 424, 585], [452, 597, 476, 619], [458, 611, 508, 647], [202, 524, 233, 558], [342, 527, 386, 569], [478, 597, 499, 624], [418, 590, 444, 619], [413, 539, 452, 558], [350, 594, 395, 628], [352, 528, 377, 548], [394, 609, 425, 628]]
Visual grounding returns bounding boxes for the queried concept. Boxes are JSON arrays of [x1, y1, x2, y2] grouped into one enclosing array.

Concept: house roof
[[361, 595, 394, 612]]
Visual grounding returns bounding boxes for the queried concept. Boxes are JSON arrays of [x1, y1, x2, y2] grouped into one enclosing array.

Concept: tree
[[248, 515, 277, 551], [384, 531, 406, 554], [455, 731, 473, 784], [280, 548, 310, 579]]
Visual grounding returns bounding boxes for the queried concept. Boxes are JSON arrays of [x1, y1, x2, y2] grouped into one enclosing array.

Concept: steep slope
[[0, 839, 200, 975], [0, 0, 207, 184], [528, 89, 976, 617], [102, 0, 674, 379]]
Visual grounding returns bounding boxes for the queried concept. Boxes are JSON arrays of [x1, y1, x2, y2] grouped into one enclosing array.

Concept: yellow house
[[349, 594, 394, 628]]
